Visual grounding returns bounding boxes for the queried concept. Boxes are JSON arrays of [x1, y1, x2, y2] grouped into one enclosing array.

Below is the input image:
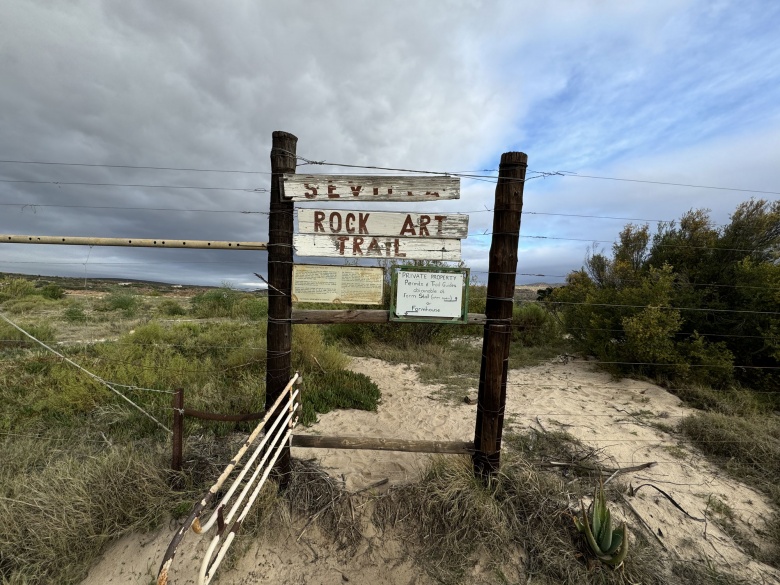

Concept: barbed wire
[[0, 178, 268, 192], [0, 202, 268, 214], [0, 311, 172, 432]]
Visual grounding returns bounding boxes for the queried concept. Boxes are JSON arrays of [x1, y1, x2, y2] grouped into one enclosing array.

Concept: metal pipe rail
[[156, 373, 300, 585], [1, 234, 267, 250]]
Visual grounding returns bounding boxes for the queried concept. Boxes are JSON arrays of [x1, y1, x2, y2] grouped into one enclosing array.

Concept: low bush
[[1, 277, 36, 299], [95, 292, 139, 316], [512, 303, 559, 346], [299, 369, 380, 425], [157, 299, 187, 316], [40, 284, 64, 300], [0, 321, 56, 349], [190, 287, 239, 318], [62, 304, 88, 323]]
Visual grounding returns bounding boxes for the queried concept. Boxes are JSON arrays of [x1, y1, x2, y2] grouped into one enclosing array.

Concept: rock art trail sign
[[390, 266, 469, 323], [297, 209, 468, 238], [294, 208, 468, 261]]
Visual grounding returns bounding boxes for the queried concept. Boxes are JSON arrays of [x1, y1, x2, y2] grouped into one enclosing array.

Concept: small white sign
[[394, 269, 465, 319]]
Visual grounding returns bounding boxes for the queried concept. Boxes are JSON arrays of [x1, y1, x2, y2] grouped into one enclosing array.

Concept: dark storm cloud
[[1, 1, 779, 287]]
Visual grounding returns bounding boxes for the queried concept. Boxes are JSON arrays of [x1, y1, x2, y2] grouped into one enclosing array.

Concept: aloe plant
[[574, 481, 629, 567]]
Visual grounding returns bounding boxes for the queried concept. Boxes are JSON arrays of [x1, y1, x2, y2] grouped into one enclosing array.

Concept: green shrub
[[293, 325, 349, 373], [190, 287, 239, 318], [2, 278, 36, 299], [95, 292, 138, 315], [512, 303, 558, 346], [157, 299, 187, 316], [63, 305, 88, 323], [299, 369, 380, 425], [40, 284, 65, 300], [0, 321, 56, 349], [1, 296, 52, 315], [234, 296, 268, 321]]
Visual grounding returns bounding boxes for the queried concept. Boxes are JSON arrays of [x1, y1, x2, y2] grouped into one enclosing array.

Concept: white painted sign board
[[297, 209, 468, 238], [283, 174, 460, 202], [394, 269, 465, 319], [291, 265, 384, 305], [293, 234, 461, 261]]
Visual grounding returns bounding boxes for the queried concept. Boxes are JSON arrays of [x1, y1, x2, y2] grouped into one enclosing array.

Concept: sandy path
[[82, 356, 780, 584]]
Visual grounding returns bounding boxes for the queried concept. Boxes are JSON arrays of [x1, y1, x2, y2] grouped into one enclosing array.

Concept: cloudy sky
[[1, 1, 779, 289]]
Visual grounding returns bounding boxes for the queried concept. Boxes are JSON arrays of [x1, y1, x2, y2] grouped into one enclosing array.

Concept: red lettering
[[366, 237, 381, 255], [327, 183, 339, 198], [400, 215, 416, 236], [358, 213, 370, 234], [345, 213, 355, 234], [352, 237, 364, 255], [434, 215, 446, 235], [329, 212, 342, 233], [349, 185, 362, 197], [304, 183, 317, 198], [393, 238, 406, 258], [424, 191, 440, 197], [336, 236, 349, 255], [407, 191, 413, 196], [419, 215, 431, 237], [372, 187, 393, 196], [385, 240, 392, 256], [313, 211, 325, 233]]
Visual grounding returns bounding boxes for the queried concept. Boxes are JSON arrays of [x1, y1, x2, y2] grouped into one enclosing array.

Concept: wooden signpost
[[266, 132, 527, 482], [283, 174, 460, 201]]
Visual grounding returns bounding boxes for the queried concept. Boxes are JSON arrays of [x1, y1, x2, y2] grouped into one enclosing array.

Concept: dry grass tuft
[[373, 452, 730, 585], [0, 433, 192, 585]]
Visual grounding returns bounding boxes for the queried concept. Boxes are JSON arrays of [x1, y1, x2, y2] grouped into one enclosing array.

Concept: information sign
[[390, 266, 469, 323], [291, 264, 384, 305]]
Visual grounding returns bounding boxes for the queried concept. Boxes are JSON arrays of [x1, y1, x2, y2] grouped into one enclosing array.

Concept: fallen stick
[[541, 461, 656, 476]]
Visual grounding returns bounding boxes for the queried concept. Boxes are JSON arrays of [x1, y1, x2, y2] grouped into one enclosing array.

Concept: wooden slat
[[283, 174, 460, 201], [291, 434, 474, 454], [293, 234, 461, 261], [0, 234, 266, 250], [297, 209, 468, 238], [291, 309, 486, 325]]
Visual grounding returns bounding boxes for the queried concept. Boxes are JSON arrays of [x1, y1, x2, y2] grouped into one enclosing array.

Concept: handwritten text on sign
[[293, 234, 461, 261], [395, 270, 465, 319], [283, 174, 460, 202], [297, 209, 468, 238], [291, 265, 383, 305]]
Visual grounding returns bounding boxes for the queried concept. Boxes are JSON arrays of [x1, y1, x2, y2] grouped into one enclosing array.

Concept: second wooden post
[[473, 151, 527, 477], [265, 131, 297, 484]]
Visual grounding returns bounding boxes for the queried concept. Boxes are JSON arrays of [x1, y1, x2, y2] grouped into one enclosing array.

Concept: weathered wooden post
[[265, 131, 297, 484], [172, 388, 184, 472], [473, 151, 527, 477]]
